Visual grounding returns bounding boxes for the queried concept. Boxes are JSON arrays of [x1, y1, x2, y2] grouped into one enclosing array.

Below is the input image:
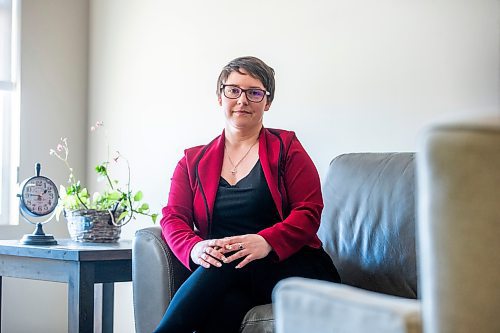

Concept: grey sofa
[[272, 153, 421, 333], [133, 152, 420, 333], [273, 116, 500, 333]]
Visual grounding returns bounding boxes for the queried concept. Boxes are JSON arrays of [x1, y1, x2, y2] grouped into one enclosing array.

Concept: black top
[[210, 161, 281, 239]]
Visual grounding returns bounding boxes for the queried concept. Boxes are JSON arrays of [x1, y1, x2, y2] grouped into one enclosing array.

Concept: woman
[[155, 56, 340, 333]]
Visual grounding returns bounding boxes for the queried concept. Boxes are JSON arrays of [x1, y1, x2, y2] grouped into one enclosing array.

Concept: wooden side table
[[0, 239, 132, 333]]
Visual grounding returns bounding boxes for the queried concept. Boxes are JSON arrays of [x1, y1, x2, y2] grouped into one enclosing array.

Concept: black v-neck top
[[210, 160, 281, 239]]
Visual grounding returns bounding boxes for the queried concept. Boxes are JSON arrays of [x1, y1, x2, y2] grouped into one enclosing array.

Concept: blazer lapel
[[197, 132, 225, 227], [260, 128, 284, 220]]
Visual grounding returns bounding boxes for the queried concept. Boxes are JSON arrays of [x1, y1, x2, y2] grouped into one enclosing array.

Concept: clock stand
[[20, 222, 57, 245]]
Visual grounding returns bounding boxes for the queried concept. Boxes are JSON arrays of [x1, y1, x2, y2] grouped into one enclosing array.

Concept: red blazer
[[160, 127, 324, 270]]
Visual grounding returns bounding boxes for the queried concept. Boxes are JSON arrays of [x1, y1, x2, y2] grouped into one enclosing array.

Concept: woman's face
[[218, 69, 271, 132]]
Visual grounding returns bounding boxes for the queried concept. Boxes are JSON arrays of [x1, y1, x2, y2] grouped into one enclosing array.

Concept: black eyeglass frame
[[220, 84, 270, 103]]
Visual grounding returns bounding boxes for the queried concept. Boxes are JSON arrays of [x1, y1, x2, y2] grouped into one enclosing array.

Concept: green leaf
[[117, 211, 129, 223], [151, 213, 158, 223], [133, 191, 143, 202], [107, 191, 121, 201], [92, 192, 101, 203], [80, 188, 89, 198], [67, 184, 77, 195], [95, 164, 107, 176]]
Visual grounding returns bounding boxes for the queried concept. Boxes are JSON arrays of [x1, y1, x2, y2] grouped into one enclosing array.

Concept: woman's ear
[[218, 95, 222, 106], [264, 102, 272, 111]]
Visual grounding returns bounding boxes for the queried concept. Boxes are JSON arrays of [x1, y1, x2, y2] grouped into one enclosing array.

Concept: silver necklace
[[225, 140, 258, 175]]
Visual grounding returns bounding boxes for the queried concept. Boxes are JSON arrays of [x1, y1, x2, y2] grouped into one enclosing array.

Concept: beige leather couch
[[417, 116, 500, 333]]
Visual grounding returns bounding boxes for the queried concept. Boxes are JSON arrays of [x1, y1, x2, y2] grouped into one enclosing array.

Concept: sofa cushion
[[240, 304, 274, 333], [273, 277, 421, 333], [318, 153, 417, 298]]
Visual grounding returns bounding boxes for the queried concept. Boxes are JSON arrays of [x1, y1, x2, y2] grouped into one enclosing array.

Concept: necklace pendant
[[231, 168, 237, 175]]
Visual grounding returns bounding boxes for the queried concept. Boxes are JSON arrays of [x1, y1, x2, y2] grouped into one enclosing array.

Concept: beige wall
[[1, 0, 499, 332], [1, 0, 88, 332], [89, 0, 500, 178]]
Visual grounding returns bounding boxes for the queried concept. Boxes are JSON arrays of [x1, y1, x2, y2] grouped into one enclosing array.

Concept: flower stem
[[63, 160, 88, 209], [105, 171, 114, 190]]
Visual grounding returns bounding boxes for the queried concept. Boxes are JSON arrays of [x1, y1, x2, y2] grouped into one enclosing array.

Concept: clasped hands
[[190, 234, 272, 269]]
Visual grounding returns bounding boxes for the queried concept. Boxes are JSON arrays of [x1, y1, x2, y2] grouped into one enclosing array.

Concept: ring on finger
[[238, 243, 244, 250]]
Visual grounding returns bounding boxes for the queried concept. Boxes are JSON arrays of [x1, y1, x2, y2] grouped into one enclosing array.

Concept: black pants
[[153, 247, 340, 333]]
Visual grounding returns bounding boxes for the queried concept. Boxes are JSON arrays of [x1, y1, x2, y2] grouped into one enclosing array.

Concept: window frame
[[0, 0, 20, 226]]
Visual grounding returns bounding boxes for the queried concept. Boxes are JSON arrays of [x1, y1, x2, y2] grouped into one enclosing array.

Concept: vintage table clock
[[17, 163, 58, 245]]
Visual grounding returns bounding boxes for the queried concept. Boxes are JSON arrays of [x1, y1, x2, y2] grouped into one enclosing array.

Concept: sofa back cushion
[[318, 153, 417, 298]]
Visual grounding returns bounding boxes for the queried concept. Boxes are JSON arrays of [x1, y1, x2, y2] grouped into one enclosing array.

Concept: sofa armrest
[[273, 277, 421, 333], [132, 226, 191, 333]]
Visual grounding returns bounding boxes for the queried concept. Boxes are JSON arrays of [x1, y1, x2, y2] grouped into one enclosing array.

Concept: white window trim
[[0, 0, 20, 226]]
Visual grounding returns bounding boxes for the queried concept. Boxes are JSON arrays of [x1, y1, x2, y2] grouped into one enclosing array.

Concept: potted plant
[[50, 121, 157, 242]]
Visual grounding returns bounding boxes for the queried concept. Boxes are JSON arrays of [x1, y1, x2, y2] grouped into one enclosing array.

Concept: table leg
[[0, 276, 2, 333], [102, 283, 114, 333], [68, 263, 95, 333], [94, 284, 103, 333]]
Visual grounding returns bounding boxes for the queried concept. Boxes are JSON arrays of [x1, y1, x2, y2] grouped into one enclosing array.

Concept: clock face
[[21, 176, 59, 216]]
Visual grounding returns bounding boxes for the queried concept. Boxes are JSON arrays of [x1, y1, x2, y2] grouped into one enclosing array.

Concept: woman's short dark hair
[[216, 56, 275, 103]]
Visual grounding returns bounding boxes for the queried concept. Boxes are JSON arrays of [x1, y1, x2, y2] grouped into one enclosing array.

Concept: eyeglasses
[[220, 84, 270, 103]]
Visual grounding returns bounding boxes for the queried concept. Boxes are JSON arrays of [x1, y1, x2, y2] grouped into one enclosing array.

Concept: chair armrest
[[273, 277, 421, 333], [132, 226, 191, 333]]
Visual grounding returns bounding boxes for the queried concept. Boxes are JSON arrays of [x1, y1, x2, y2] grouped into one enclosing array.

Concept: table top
[[0, 239, 132, 261]]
